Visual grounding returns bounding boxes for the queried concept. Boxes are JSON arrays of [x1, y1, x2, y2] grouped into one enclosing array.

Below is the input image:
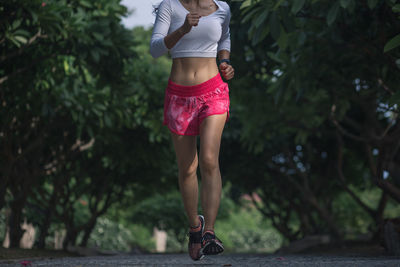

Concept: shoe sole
[[198, 215, 205, 260], [200, 239, 224, 255]]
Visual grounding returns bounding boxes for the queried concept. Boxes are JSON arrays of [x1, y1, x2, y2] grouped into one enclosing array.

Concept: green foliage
[[0, 0, 176, 249], [131, 190, 188, 245], [332, 188, 377, 239], [221, 0, 400, 242], [230, 0, 400, 169], [384, 33, 400, 52], [83, 217, 154, 252], [215, 204, 282, 252], [0, 211, 6, 243]]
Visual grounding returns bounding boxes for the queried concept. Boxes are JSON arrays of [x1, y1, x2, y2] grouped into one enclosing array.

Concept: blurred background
[[1, 0, 400, 257]]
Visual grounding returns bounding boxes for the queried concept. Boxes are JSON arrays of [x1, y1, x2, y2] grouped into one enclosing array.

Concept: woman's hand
[[219, 62, 234, 80], [180, 12, 201, 34]]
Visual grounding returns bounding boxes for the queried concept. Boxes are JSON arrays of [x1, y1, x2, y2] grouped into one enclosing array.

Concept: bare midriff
[[170, 57, 219, 86]]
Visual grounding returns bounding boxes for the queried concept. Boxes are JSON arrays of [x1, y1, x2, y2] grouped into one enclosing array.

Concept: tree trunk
[[304, 193, 342, 240], [8, 199, 26, 248], [63, 227, 78, 250], [0, 182, 7, 211], [37, 196, 57, 249], [79, 218, 97, 247]]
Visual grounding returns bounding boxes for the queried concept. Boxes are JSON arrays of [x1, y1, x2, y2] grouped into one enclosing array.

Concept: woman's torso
[[169, 0, 222, 86], [170, 58, 219, 85]]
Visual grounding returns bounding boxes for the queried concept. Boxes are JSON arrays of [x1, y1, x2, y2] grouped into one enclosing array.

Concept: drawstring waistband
[[167, 73, 224, 97]]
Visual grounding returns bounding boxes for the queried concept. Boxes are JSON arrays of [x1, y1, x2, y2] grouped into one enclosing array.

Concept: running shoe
[[188, 215, 205, 261], [201, 230, 224, 255]]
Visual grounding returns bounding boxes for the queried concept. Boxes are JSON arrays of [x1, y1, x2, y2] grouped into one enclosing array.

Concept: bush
[[82, 217, 154, 252], [215, 204, 283, 253]]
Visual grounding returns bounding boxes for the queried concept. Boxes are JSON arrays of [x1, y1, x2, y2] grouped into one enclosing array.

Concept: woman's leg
[[170, 132, 200, 228], [199, 112, 227, 232]]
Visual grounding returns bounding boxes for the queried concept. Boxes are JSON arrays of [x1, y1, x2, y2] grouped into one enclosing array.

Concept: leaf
[[277, 27, 288, 50], [92, 32, 104, 41], [251, 25, 262, 45], [274, 76, 288, 105], [14, 36, 27, 44], [269, 12, 280, 40], [327, 2, 340, 26], [346, 0, 356, 13], [297, 31, 306, 46], [267, 52, 284, 64], [30, 11, 38, 23], [80, 0, 93, 8], [340, 0, 350, 8], [252, 24, 269, 46], [393, 4, 400, 13], [104, 113, 112, 127], [13, 29, 30, 37], [242, 8, 260, 23], [7, 36, 21, 47], [254, 10, 268, 28], [389, 91, 400, 106], [273, 0, 285, 10], [291, 0, 305, 14], [90, 49, 100, 62], [259, 25, 270, 42], [240, 0, 252, 10], [367, 0, 378, 9], [12, 19, 22, 30], [384, 34, 400, 53]]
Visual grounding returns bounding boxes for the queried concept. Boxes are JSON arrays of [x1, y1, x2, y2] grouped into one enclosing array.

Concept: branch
[[342, 115, 363, 132], [375, 180, 400, 203], [336, 131, 377, 218], [378, 78, 394, 95], [0, 29, 48, 63], [330, 104, 369, 142], [365, 144, 377, 177]]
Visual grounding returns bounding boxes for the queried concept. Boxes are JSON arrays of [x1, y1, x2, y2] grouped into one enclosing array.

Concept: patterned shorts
[[163, 73, 230, 136]]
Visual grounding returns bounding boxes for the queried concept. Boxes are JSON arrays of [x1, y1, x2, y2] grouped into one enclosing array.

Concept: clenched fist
[[180, 12, 201, 34], [219, 62, 234, 80]]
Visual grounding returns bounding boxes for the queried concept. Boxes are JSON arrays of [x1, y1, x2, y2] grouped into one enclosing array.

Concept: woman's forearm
[[217, 50, 230, 61], [164, 27, 186, 50]]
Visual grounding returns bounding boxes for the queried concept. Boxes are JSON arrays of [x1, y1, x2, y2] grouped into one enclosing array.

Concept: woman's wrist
[[218, 59, 231, 65]]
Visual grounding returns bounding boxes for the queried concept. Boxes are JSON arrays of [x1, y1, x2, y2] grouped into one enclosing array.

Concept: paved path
[[0, 253, 399, 267]]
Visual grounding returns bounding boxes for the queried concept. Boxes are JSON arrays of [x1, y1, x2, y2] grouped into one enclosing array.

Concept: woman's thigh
[[199, 113, 227, 166]]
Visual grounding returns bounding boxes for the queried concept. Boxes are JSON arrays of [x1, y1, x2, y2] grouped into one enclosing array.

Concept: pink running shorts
[[163, 73, 230, 136]]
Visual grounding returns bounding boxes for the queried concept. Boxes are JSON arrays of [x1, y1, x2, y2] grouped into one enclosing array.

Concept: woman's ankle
[[189, 216, 201, 229]]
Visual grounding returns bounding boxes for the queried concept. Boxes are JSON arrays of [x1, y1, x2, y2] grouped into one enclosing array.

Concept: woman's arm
[[216, 3, 231, 57], [150, 0, 171, 58], [150, 0, 201, 58], [217, 50, 230, 62], [164, 13, 201, 49], [217, 4, 234, 80], [218, 50, 234, 80]]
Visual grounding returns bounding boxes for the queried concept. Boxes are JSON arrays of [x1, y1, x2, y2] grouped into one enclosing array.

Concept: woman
[[150, 0, 234, 261]]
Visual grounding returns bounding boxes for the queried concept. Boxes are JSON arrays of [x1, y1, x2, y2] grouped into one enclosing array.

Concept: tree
[[220, 0, 400, 241], [0, 0, 176, 248]]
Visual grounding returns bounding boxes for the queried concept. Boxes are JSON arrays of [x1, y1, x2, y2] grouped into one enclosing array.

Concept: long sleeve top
[[150, 0, 231, 58]]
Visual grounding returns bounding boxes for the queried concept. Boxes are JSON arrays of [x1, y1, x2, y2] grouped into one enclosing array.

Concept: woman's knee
[[178, 155, 198, 179], [199, 153, 219, 175]]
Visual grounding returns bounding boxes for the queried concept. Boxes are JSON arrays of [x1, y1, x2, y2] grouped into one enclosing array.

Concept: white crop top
[[150, 0, 231, 58]]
